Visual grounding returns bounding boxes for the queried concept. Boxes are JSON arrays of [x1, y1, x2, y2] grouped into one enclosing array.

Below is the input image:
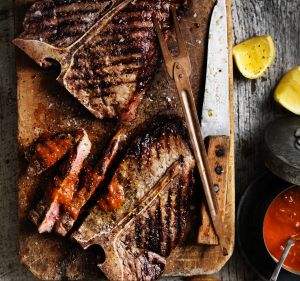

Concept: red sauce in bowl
[[263, 186, 300, 273]]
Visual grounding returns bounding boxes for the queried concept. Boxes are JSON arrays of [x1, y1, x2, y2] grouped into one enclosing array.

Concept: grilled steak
[[61, 0, 176, 121], [73, 121, 195, 281], [14, 0, 188, 120], [26, 131, 78, 176], [30, 129, 91, 233], [55, 128, 128, 236]]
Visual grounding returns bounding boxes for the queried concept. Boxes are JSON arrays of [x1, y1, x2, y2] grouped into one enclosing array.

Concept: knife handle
[[198, 135, 230, 245]]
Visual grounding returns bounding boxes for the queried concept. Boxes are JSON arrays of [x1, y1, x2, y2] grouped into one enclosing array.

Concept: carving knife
[[199, 0, 230, 243]]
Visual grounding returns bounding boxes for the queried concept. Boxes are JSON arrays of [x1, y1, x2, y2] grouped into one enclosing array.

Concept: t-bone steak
[[13, 0, 188, 121], [73, 121, 195, 281]]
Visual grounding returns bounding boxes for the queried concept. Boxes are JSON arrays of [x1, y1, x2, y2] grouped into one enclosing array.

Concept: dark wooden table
[[0, 0, 299, 280]]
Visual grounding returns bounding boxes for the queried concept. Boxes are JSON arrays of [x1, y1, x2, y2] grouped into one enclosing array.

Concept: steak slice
[[73, 121, 195, 281], [55, 128, 128, 236], [26, 131, 79, 176], [14, 0, 188, 120], [29, 129, 91, 233]]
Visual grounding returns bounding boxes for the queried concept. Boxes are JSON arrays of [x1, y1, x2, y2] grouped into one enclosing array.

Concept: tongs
[[153, 7, 227, 255]]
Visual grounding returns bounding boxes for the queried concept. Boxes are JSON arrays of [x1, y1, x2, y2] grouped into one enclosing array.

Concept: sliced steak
[[29, 129, 91, 233], [73, 121, 195, 281], [14, 0, 188, 120], [55, 128, 128, 236], [26, 131, 80, 176]]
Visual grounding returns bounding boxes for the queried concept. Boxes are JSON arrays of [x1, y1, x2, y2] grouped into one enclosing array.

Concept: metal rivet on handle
[[216, 147, 225, 157], [214, 184, 220, 193], [215, 165, 223, 175]]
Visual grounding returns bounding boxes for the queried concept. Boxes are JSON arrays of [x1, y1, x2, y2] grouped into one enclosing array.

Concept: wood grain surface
[[198, 135, 230, 245], [0, 0, 299, 281], [15, 0, 234, 279]]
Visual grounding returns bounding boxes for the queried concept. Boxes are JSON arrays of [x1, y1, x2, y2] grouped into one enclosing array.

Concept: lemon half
[[233, 35, 275, 79], [274, 67, 300, 115]]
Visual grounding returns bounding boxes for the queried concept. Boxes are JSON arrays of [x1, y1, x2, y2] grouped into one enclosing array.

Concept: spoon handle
[[269, 239, 295, 281]]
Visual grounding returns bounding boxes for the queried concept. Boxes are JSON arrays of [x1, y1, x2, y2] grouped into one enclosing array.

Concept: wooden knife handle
[[198, 135, 230, 245]]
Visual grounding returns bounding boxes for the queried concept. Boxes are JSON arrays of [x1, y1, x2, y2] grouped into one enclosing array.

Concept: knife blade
[[202, 0, 229, 138], [198, 0, 230, 245]]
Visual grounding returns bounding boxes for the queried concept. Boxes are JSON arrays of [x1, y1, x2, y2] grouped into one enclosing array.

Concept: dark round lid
[[264, 116, 300, 185]]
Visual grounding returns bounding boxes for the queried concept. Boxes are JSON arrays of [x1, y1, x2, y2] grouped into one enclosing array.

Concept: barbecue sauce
[[34, 137, 73, 168], [66, 172, 104, 219], [98, 176, 125, 211], [263, 186, 300, 272]]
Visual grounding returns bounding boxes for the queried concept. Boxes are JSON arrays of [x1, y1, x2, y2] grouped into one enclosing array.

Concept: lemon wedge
[[233, 35, 275, 79], [274, 67, 300, 114]]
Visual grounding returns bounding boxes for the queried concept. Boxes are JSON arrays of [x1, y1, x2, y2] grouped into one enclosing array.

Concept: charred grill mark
[[56, 18, 92, 29], [95, 30, 153, 44], [145, 210, 152, 249], [95, 67, 140, 78], [96, 37, 152, 48], [153, 198, 163, 254], [77, 80, 136, 92], [89, 44, 152, 58], [57, 26, 88, 39], [135, 219, 143, 248], [174, 175, 184, 246], [138, 133, 153, 171], [165, 187, 172, 256], [187, 170, 194, 198], [51, 29, 84, 40], [79, 55, 146, 68], [54, 0, 100, 6], [111, 15, 152, 25], [122, 4, 162, 13], [105, 20, 154, 30]]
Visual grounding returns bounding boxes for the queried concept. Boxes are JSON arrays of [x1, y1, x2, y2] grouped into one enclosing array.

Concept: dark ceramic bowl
[[262, 185, 300, 276], [237, 171, 299, 281]]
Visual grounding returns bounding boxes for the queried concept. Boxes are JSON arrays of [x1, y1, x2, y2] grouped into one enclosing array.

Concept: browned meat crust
[[73, 120, 195, 281]]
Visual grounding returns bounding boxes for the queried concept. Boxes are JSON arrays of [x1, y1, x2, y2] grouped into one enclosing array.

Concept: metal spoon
[[269, 233, 300, 281]]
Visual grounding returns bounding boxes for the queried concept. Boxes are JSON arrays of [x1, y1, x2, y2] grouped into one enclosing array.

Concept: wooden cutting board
[[15, 0, 235, 279]]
